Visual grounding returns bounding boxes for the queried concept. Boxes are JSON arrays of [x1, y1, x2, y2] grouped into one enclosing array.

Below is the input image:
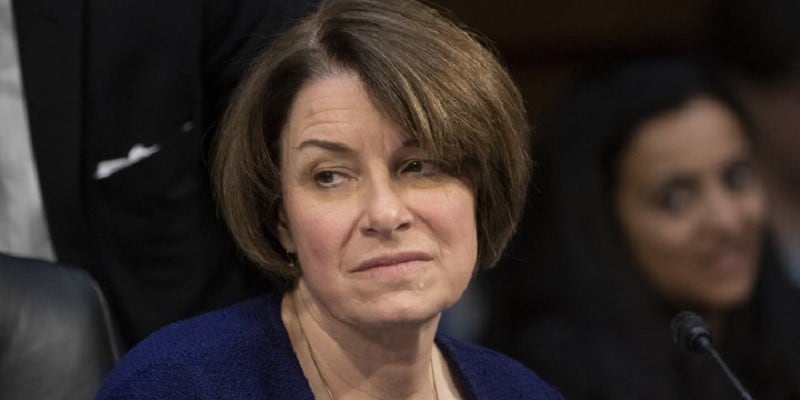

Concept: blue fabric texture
[[95, 292, 562, 399]]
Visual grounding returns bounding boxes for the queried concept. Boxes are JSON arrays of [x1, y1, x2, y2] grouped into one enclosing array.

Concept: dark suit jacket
[[13, 0, 316, 346]]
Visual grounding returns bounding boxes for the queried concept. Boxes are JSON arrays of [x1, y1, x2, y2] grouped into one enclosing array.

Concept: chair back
[[0, 253, 121, 400]]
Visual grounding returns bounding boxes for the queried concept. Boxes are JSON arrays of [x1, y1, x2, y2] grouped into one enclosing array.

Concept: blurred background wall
[[431, 0, 716, 120]]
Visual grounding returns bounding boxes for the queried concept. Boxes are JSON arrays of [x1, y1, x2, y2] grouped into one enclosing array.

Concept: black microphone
[[670, 311, 754, 400]]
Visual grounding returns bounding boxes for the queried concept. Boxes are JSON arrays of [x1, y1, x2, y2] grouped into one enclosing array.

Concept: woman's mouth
[[352, 252, 433, 279]]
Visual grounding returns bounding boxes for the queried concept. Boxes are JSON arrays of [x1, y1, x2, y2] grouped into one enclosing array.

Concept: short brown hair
[[213, 0, 530, 281]]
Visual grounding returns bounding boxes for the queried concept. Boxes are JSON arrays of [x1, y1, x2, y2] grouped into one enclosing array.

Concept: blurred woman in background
[[488, 58, 800, 399]]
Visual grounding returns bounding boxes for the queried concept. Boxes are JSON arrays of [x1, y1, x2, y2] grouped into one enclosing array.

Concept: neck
[[697, 308, 735, 352], [282, 289, 442, 399]]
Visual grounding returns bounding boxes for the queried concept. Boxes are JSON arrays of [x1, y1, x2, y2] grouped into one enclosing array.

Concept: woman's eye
[[657, 185, 695, 214], [313, 170, 347, 188], [401, 159, 441, 176], [723, 161, 757, 192]]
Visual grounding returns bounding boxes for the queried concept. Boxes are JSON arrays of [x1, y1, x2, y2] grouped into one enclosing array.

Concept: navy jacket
[[96, 292, 564, 399]]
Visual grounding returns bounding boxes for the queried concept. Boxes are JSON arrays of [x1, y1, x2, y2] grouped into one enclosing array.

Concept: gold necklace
[[292, 296, 439, 400]]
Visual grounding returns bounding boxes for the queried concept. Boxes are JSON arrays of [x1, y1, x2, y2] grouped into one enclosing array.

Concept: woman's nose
[[703, 187, 744, 236], [360, 176, 413, 237]]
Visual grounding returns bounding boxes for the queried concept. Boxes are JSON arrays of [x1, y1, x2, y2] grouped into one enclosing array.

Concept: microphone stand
[[703, 342, 753, 400], [671, 311, 754, 400]]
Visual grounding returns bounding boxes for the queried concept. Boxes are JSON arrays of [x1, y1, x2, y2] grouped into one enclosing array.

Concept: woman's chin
[[707, 284, 755, 310], [347, 294, 455, 332], [682, 279, 756, 312]]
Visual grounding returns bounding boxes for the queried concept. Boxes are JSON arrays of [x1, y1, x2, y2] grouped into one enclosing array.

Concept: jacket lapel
[[13, 0, 91, 267]]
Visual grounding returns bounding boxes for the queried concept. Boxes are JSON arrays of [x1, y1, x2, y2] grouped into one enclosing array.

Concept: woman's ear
[[277, 204, 297, 253]]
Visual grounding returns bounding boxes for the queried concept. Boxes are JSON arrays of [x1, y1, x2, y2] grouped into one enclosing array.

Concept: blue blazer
[[96, 292, 564, 399]]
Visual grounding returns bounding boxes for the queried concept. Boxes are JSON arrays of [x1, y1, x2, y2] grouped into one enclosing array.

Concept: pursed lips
[[352, 251, 434, 273]]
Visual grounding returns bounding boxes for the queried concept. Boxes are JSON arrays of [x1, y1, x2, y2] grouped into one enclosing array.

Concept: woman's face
[[615, 97, 765, 311], [277, 72, 477, 330]]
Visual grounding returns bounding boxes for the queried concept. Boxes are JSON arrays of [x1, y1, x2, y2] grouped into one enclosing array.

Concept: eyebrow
[[652, 173, 697, 194], [296, 139, 353, 154], [295, 138, 420, 153], [402, 138, 420, 148]]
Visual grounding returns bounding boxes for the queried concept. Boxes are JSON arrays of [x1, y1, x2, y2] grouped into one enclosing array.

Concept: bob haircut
[[213, 0, 530, 281]]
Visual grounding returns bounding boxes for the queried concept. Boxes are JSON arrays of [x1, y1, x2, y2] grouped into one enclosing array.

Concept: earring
[[286, 252, 297, 268]]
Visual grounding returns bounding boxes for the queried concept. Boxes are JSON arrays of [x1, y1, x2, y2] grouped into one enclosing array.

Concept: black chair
[[0, 253, 121, 400]]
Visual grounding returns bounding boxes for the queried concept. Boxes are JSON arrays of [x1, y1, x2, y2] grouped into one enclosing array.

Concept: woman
[[94, 0, 562, 399], [487, 58, 800, 399]]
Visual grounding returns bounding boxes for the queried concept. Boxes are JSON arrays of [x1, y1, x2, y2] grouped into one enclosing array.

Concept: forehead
[[281, 72, 405, 148], [621, 97, 748, 177]]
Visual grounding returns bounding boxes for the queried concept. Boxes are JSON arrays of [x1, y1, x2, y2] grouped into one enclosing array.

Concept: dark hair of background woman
[[485, 57, 800, 399]]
